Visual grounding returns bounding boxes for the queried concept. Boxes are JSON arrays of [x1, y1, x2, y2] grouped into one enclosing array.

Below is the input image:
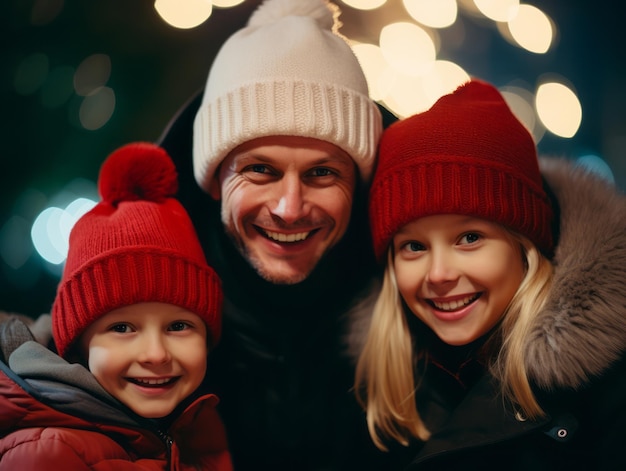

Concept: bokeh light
[[79, 86, 116, 131], [576, 154, 615, 184], [507, 4, 553, 53], [30, 0, 64, 25], [154, 0, 213, 29], [500, 85, 545, 142], [14, 53, 49, 96], [4, 0, 624, 315], [40, 66, 75, 108], [536, 81, 582, 138], [379, 22, 436, 77], [403, 0, 458, 28], [473, 0, 519, 22], [351, 42, 393, 101], [74, 54, 112, 96], [212, 0, 245, 7], [31, 197, 96, 265], [341, 0, 387, 10]]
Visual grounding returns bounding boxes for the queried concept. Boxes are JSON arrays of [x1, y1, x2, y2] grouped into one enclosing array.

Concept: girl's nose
[[425, 249, 459, 285]]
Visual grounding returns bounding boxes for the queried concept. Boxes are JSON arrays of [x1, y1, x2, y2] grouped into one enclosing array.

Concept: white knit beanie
[[193, 0, 382, 191]]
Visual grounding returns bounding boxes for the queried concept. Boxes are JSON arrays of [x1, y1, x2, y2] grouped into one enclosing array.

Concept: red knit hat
[[369, 79, 554, 261], [52, 142, 223, 359]]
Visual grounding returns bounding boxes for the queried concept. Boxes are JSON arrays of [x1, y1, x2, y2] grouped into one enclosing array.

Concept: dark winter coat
[[0, 339, 232, 471], [349, 158, 626, 470], [158, 92, 401, 470]]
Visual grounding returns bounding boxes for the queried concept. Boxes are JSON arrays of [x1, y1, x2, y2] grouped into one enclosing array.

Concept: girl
[[355, 80, 626, 469], [0, 143, 232, 470]]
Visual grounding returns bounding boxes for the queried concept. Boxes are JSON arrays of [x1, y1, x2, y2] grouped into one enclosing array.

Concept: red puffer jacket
[[0, 341, 232, 471]]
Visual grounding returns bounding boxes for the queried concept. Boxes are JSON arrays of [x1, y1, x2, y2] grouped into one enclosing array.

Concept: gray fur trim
[[525, 158, 626, 390]]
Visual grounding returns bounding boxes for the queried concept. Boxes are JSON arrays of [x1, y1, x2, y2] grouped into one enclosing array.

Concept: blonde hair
[[354, 232, 553, 449]]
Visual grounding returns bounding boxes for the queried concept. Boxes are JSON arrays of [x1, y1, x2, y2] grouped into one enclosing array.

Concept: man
[[158, 0, 402, 469]]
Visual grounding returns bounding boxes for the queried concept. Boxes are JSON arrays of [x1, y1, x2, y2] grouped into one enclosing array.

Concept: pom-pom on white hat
[[193, 0, 382, 190]]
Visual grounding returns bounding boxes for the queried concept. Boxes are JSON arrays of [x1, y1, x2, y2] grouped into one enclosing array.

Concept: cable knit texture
[[193, 0, 382, 189]]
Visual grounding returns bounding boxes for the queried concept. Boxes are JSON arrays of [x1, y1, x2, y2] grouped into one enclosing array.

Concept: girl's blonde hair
[[354, 232, 553, 449]]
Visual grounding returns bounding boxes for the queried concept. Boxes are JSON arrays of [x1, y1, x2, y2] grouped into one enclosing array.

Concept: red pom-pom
[[98, 142, 178, 205]]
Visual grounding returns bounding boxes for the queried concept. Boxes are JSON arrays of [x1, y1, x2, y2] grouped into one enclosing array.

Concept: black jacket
[[158, 92, 400, 470]]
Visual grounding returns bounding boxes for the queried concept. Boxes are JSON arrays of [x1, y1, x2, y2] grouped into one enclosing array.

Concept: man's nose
[[270, 173, 309, 223]]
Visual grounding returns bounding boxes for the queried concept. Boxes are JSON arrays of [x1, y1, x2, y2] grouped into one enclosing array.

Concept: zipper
[[156, 428, 174, 457]]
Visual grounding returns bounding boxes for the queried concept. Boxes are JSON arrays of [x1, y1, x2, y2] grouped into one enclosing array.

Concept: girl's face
[[80, 302, 208, 418], [392, 214, 525, 346]]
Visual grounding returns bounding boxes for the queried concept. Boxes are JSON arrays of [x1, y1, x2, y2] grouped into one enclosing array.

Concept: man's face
[[210, 136, 357, 285]]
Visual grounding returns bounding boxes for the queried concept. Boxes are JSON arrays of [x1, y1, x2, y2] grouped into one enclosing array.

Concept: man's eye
[[309, 168, 334, 177], [250, 164, 268, 173]]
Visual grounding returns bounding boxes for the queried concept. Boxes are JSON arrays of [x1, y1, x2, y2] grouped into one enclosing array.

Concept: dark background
[[2, 0, 625, 317]]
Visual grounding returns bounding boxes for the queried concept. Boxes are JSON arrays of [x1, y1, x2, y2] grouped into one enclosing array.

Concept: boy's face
[[80, 302, 208, 418]]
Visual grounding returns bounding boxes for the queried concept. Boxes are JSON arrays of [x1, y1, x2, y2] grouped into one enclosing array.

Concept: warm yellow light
[[341, 0, 387, 10], [381, 73, 431, 118], [500, 86, 542, 141], [154, 0, 212, 29], [508, 4, 553, 53], [379, 61, 468, 118], [473, 0, 519, 22], [535, 82, 582, 138], [379, 22, 436, 77], [351, 43, 394, 101], [421, 60, 470, 104], [212, 0, 244, 7], [402, 0, 457, 28]]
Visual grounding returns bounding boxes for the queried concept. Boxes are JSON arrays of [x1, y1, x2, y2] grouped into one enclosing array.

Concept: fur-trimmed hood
[[525, 157, 626, 390], [347, 157, 626, 392]]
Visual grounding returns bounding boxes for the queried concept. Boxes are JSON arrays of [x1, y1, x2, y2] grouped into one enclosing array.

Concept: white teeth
[[135, 378, 171, 385], [265, 230, 310, 242], [432, 294, 478, 311]]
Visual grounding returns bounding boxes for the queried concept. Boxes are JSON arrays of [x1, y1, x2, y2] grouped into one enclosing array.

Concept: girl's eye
[[460, 232, 481, 244]]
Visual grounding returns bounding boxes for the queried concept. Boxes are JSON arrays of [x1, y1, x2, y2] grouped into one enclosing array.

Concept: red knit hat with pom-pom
[[52, 142, 222, 359]]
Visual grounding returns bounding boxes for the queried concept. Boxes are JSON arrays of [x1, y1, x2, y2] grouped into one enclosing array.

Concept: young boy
[[0, 142, 232, 470]]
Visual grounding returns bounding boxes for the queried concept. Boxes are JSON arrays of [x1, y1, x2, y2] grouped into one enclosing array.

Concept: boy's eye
[[404, 241, 425, 252], [169, 321, 190, 332], [111, 324, 130, 333]]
